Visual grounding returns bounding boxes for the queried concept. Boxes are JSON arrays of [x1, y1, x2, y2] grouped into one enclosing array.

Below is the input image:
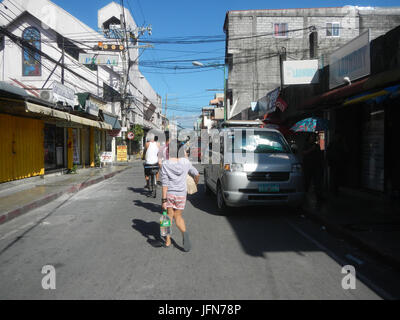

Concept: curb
[[303, 206, 400, 272], [0, 166, 131, 226]]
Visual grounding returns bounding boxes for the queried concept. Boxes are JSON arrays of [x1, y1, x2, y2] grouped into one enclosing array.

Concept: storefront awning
[[344, 84, 400, 106], [25, 102, 112, 130], [102, 112, 121, 130]]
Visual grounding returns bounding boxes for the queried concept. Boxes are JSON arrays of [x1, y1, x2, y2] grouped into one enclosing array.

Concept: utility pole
[[224, 64, 227, 121], [119, 1, 152, 141], [164, 94, 168, 118], [120, 5, 128, 143], [279, 47, 287, 90], [309, 26, 318, 59]]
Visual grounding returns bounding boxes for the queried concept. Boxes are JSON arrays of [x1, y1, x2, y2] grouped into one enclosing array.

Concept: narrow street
[[0, 162, 398, 300]]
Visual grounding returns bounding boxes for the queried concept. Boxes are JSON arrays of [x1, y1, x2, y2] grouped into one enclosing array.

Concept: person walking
[[302, 133, 324, 205], [143, 134, 160, 189], [157, 131, 170, 186], [160, 141, 200, 251]]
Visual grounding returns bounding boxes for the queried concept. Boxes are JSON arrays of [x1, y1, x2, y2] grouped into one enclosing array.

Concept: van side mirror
[[291, 144, 298, 154]]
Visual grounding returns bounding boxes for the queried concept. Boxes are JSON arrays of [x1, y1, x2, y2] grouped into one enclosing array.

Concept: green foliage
[[132, 124, 144, 142]]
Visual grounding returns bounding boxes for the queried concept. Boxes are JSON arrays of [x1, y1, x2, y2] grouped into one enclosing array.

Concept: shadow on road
[[128, 187, 150, 197], [133, 200, 161, 214], [131, 219, 164, 248], [188, 182, 314, 258], [188, 184, 221, 216], [131, 179, 313, 258], [225, 207, 310, 258], [131, 219, 186, 252]]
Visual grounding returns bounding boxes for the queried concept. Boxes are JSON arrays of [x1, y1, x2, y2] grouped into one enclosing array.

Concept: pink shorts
[[166, 194, 187, 210]]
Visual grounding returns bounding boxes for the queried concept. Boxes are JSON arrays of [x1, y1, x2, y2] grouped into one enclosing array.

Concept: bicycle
[[144, 164, 159, 198]]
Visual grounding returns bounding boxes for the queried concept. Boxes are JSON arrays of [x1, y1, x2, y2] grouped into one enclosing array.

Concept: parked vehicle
[[204, 126, 305, 213]]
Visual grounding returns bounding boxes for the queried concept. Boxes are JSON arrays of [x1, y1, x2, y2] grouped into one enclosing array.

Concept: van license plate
[[259, 184, 280, 193]]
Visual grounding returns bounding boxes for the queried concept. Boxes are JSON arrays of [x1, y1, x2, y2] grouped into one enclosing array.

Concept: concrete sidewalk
[[0, 163, 135, 225], [303, 187, 400, 271]]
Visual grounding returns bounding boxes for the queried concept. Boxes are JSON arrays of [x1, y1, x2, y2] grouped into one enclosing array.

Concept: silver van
[[204, 126, 305, 213]]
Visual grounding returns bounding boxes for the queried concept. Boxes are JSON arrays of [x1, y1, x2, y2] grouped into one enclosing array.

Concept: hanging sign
[[257, 88, 280, 114], [79, 53, 120, 66], [85, 100, 99, 117], [53, 81, 75, 107], [283, 60, 319, 85]]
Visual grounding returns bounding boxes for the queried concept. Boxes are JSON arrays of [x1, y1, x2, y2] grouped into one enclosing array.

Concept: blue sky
[[52, 0, 400, 128]]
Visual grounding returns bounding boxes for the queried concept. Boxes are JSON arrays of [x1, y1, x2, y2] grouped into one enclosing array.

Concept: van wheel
[[217, 182, 228, 214]]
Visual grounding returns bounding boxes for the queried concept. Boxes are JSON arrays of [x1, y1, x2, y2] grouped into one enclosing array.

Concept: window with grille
[[274, 23, 288, 37], [326, 23, 340, 37]]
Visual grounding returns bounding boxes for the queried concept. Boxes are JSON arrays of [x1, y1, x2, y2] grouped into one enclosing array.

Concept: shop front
[[1, 81, 113, 184], [337, 83, 400, 194], [76, 92, 108, 167], [102, 110, 122, 162], [44, 123, 65, 171]]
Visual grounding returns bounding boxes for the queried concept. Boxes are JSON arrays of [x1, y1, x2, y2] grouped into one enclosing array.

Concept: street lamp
[[192, 61, 227, 121], [192, 61, 204, 67]]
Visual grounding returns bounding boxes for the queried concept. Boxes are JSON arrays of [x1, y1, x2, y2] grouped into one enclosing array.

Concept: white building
[[0, 0, 161, 162], [98, 2, 162, 132]]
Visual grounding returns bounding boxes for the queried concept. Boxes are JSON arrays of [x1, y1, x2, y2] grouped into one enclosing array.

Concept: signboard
[[85, 100, 99, 117], [53, 81, 75, 107], [100, 152, 113, 163], [117, 145, 128, 162], [79, 53, 119, 66], [127, 132, 135, 140], [107, 129, 121, 138], [329, 30, 370, 89], [283, 60, 319, 85]]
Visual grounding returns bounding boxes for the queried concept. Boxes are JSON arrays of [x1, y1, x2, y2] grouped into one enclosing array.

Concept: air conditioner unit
[[39, 90, 56, 103]]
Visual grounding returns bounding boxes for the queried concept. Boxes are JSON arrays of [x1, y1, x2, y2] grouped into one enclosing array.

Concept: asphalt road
[[0, 162, 398, 300]]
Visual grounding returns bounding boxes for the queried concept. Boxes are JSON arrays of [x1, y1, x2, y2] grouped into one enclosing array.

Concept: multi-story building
[[224, 6, 400, 120], [0, 0, 161, 183]]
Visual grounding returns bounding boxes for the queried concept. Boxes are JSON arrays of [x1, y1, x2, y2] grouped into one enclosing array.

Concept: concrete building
[[223, 6, 400, 120]]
